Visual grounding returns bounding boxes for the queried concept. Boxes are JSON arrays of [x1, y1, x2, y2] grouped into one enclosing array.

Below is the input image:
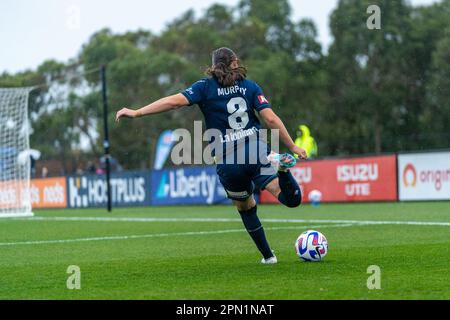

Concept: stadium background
[[19, 151, 449, 209], [1, 0, 449, 178], [0, 0, 449, 301], [1, 0, 449, 211]]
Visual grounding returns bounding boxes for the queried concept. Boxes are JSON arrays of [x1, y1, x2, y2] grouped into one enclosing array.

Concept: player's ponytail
[[206, 47, 247, 87]]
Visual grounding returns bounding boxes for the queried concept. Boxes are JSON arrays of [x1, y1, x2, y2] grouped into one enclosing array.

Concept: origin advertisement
[[398, 152, 450, 201]]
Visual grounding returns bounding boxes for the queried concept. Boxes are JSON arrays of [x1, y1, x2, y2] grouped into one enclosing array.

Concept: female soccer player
[[116, 47, 307, 264]]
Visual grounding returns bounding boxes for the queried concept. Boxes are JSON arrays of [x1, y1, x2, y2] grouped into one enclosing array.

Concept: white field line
[[0, 224, 354, 247], [5, 216, 450, 227]]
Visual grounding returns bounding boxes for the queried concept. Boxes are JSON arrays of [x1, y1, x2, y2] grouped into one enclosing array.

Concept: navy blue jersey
[[181, 77, 277, 195], [181, 77, 271, 145], [182, 78, 271, 161]]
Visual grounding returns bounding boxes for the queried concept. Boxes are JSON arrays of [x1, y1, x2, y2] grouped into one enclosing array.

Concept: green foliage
[[326, 0, 449, 154], [423, 31, 450, 145], [0, 0, 448, 171]]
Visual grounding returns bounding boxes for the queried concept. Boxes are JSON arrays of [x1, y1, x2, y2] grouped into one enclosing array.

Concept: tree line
[[1, 0, 449, 173]]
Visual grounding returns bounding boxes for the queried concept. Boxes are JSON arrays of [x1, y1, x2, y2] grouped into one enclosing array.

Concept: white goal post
[[0, 87, 34, 218]]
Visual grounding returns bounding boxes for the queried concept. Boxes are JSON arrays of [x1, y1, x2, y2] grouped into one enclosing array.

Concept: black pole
[[101, 65, 112, 212]]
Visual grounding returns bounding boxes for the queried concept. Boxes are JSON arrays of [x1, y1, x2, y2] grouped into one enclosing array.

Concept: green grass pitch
[[0, 202, 449, 300]]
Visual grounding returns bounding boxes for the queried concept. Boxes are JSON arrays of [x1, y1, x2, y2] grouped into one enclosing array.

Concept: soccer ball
[[295, 230, 328, 262], [308, 189, 322, 206]]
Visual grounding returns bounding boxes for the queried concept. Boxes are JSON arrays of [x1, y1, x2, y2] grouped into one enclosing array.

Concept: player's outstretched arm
[[115, 93, 189, 122], [259, 108, 308, 160]]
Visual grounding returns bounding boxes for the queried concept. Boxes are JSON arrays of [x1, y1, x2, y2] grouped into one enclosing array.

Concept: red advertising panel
[[260, 155, 397, 203]]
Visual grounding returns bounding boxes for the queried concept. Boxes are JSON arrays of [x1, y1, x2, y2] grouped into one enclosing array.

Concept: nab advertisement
[[398, 152, 450, 201], [0, 178, 67, 210], [67, 171, 151, 208], [260, 155, 398, 203], [0, 181, 27, 210], [30, 177, 67, 208], [151, 166, 230, 205]]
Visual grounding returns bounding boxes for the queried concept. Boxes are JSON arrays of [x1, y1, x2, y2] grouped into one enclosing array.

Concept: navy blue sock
[[239, 206, 273, 259], [277, 170, 302, 208]]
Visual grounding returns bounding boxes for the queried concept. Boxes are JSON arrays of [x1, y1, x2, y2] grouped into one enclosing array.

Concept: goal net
[[0, 88, 34, 217]]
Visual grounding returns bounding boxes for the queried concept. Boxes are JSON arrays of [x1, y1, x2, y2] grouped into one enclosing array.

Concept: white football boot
[[261, 252, 278, 264], [267, 152, 297, 172]]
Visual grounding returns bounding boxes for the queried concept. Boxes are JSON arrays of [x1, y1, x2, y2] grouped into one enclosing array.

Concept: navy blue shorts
[[216, 162, 278, 201]]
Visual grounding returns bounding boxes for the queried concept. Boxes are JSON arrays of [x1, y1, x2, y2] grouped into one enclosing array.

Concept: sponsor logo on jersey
[[258, 95, 269, 104], [219, 127, 259, 143]]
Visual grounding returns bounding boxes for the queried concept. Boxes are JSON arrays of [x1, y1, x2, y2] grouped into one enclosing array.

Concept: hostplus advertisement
[[67, 171, 151, 208]]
